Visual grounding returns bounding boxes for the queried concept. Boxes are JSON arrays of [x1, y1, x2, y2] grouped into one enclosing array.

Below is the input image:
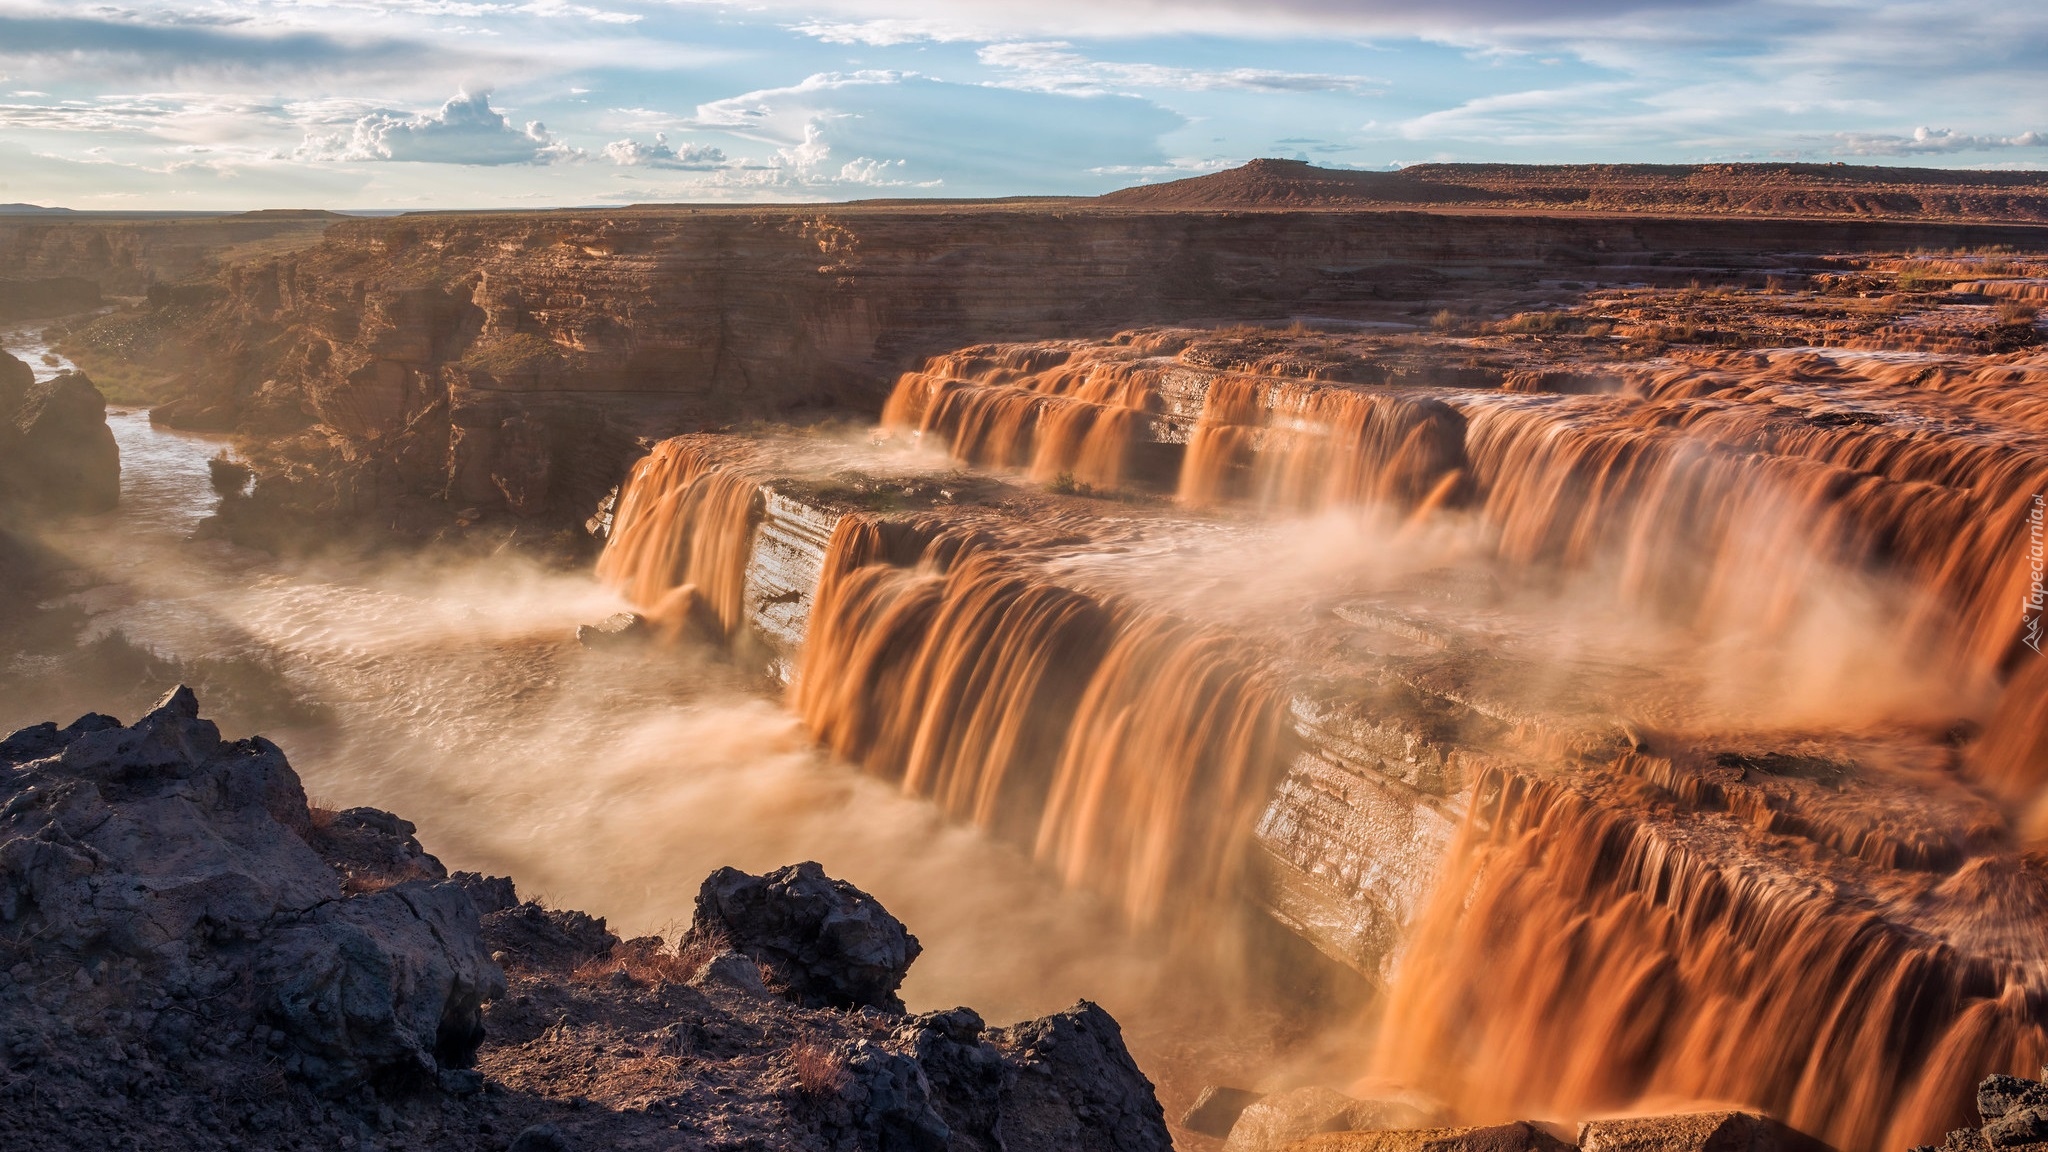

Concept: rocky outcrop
[[0, 690, 1171, 1151], [1920, 1071, 2048, 1151], [463, 861, 1172, 1152], [688, 860, 922, 1011], [0, 686, 503, 1107], [0, 352, 119, 515]]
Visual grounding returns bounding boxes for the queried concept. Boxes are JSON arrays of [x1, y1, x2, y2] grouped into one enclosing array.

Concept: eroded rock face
[[0, 355, 118, 515], [1922, 1069, 2048, 1152], [687, 860, 922, 1011], [0, 686, 503, 1099]]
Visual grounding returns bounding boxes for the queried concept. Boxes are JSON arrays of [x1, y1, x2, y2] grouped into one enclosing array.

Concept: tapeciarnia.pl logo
[[2027, 494, 2046, 655]]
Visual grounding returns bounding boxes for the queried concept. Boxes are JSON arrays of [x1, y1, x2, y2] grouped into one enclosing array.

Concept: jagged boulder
[[0, 686, 503, 1097], [1914, 1070, 2048, 1152], [687, 860, 921, 1011], [990, 1000, 1174, 1152], [0, 362, 119, 515]]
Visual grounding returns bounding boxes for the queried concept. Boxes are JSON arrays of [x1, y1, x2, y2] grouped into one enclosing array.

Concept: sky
[[0, 1, 2044, 210]]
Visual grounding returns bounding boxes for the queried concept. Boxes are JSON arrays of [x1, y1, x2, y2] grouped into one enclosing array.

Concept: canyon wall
[[122, 206, 2048, 529], [0, 212, 337, 299]]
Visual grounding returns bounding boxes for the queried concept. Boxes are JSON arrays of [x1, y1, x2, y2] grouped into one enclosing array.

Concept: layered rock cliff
[[0, 211, 337, 301], [92, 205, 2048, 536]]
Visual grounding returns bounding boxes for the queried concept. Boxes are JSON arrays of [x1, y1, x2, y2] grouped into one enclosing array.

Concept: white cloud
[[601, 131, 726, 169], [295, 89, 583, 164], [1834, 126, 2047, 157], [788, 18, 958, 46], [976, 41, 1383, 96]]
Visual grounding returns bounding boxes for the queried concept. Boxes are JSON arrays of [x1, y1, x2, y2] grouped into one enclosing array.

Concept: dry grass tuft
[[790, 1037, 851, 1096], [572, 935, 708, 987]]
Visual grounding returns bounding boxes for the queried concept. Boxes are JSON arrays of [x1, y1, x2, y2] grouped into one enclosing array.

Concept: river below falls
[[0, 323, 1358, 1123]]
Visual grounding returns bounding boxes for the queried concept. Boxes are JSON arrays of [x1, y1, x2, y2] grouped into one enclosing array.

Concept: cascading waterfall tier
[[599, 310, 2048, 1147], [1375, 762, 2046, 1152], [791, 511, 1294, 931], [593, 439, 764, 641]]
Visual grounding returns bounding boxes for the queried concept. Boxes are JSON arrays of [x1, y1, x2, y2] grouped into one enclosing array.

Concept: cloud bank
[[297, 91, 581, 165]]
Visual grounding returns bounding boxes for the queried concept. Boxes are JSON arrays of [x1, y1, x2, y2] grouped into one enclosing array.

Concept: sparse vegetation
[[1997, 299, 2040, 326], [572, 933, 708, 987], [1047, 471, 1099, 497], [790, 1037, 852, 1096], [1488, 311, 1586, 335]]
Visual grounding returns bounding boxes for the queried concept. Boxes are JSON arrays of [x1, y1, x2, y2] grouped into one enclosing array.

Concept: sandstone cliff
[[96, 205, 2048, 537], [1101, 158, 2048, 221], [0, 211, 337, 299]]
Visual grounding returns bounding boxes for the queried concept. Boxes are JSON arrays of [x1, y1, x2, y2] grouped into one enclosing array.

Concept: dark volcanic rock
[[0, 358, 119, 515], [990, 1000, 1172, 1152], [0, 692, 1171, 1152], [1914, 1072, 2048, 1152], [482, 900, 620, 971], [0, 686, 503, 1101], [1982, 1074, 2048, 1122], [452, 869, 521, 914], [688, 859, 922, 1011]]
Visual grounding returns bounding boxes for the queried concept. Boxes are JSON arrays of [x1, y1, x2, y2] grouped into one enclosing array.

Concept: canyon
[[6, 162, 2048, 1150]]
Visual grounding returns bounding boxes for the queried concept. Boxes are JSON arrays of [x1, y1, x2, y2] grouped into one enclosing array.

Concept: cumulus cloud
[[1834, 126, 2048, 157], [976, 41, 1382, 96], [602, 132, 727, 169], [296, 90, 582, 164]]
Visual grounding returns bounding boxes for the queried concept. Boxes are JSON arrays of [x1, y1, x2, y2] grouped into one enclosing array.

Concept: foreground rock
[[475, 862, 1172, 1152], [0, 351, 119, 515], [0, 687, 502, 1150], [0, 690, 1173, 1151], [1918, 1069, 2048, 1151], [688, 860, 922, 1011]]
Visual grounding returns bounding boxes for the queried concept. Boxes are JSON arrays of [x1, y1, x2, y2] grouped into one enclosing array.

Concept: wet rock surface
[[0, 692, 1174, 1151]]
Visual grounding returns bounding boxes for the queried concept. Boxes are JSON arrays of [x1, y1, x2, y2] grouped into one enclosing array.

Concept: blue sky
[[0, 1, 2044, 209]]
